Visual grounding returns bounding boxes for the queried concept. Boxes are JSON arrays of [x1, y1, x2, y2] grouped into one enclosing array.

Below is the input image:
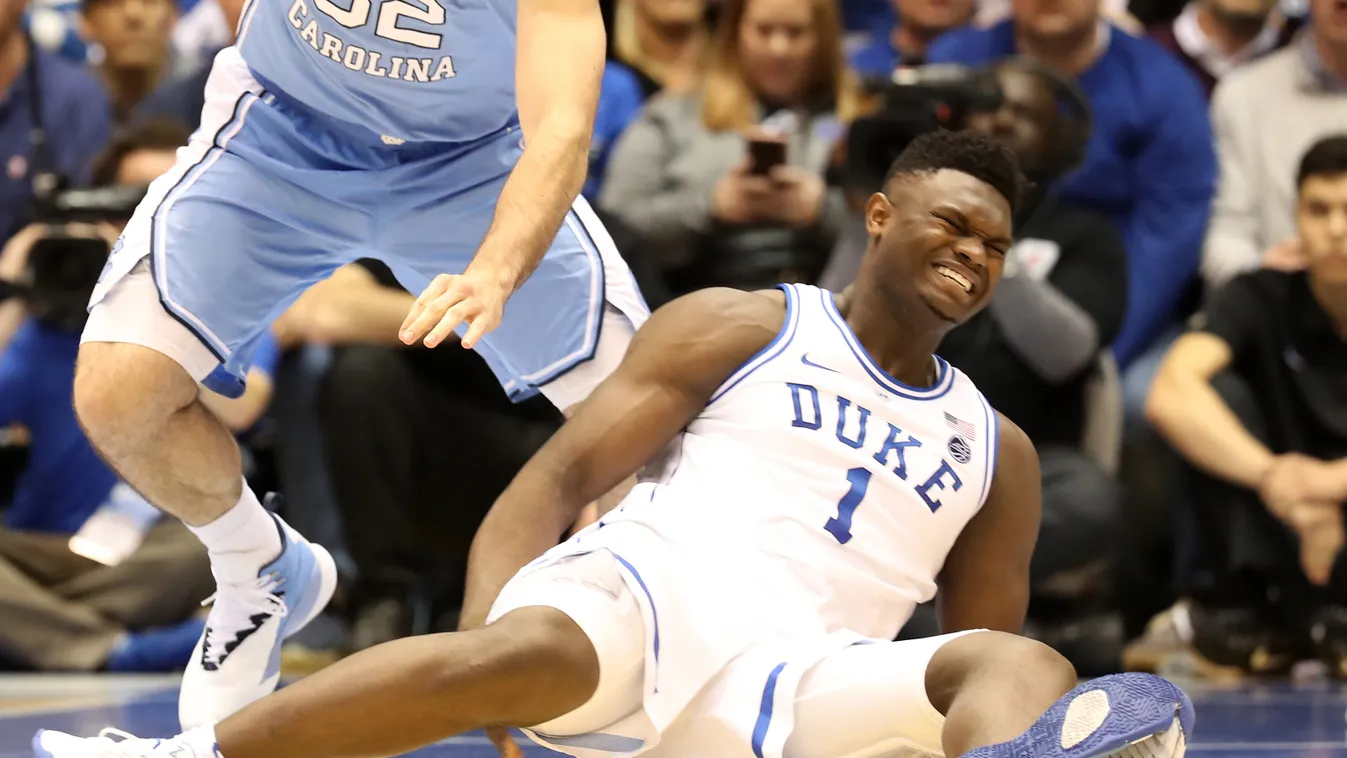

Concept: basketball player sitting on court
[[35, 131, 1192, 758]]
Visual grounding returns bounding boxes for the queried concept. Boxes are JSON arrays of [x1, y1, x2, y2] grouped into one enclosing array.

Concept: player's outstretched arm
[[398, 0, 607, 351], [935, 414, 1041, 635], [459, 287, 785, 630]]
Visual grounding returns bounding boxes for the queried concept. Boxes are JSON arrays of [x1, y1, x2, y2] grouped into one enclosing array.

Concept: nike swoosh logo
[[801, 354, 840, 373]]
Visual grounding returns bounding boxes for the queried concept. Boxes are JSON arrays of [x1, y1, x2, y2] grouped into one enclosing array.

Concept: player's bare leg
[[75, 343, 242, 528], [33, 607, 600, 758], [925, 633, 1080, 754], [74, 337, 337, 728]]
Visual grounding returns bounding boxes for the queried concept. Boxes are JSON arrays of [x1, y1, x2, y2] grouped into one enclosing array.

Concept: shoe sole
[[963, 673, 1192, 758], [1050, 674, 1192, 758]]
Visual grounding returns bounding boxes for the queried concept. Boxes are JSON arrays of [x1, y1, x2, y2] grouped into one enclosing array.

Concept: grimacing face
[[1298, 172, 1347, 285], [864, 169, 1014, 324]]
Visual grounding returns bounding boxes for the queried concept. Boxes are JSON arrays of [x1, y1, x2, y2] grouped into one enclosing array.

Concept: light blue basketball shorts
[[83, 48, 649, 409]]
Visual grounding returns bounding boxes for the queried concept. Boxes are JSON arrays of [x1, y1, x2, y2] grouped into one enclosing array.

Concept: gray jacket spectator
[[1203, 6, 1347, 288]]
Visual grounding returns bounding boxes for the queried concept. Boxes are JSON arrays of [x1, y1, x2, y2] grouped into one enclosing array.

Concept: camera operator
[[0, 9, 112, 243], [0, 118, 223, 673], [820, 60, 1129, 670]]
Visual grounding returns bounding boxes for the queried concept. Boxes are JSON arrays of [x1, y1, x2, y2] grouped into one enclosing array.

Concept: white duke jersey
[[602, 282, 1001, 643], [511, 283, 1005, 758]]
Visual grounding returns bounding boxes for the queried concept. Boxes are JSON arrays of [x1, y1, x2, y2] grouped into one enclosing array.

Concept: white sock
[[188, 480, 283, 584]]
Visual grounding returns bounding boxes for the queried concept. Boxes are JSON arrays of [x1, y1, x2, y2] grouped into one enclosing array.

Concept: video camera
[[839, 64, 1003, 194], [0, 185, 147, 332]]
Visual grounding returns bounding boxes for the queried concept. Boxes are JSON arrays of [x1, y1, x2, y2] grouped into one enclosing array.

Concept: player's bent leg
[[78, 265, 340, 730], [925, 632, 1079, 754], [929, 633, 1191, 757], [783, 631, 1189, 758], [32, 549, 651, 758], [75, 336, 240, 528]]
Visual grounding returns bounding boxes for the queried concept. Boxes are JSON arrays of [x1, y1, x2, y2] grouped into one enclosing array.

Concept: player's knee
[[74, 342, 199, 451], [927, 632, 1077, 712], [452, 607, 601, 724]]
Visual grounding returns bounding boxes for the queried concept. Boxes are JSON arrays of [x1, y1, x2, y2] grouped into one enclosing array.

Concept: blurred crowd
[[0, 0, 1345, 682]]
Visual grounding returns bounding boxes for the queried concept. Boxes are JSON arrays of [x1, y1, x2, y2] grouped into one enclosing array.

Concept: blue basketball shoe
[[179, 508, 337, 730], [963, 673, 1193, 757]]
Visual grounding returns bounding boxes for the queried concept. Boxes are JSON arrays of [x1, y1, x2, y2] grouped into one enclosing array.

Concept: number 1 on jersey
[[824, 467, 872, 544]]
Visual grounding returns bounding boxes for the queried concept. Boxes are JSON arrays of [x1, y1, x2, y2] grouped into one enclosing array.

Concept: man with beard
[[1148, 0, 1301, 98]]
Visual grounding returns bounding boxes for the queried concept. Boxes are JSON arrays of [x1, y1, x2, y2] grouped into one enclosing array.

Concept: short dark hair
[[883, 130, 1027, 214], [1297, 135, 1347, 191], [91, 118, 193, 187]]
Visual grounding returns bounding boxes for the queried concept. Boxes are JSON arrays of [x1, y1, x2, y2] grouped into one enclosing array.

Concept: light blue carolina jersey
[[236, 0, 518, 143]]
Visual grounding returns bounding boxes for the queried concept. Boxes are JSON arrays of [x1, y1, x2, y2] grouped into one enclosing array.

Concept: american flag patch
[[945, 412, 976, 441]]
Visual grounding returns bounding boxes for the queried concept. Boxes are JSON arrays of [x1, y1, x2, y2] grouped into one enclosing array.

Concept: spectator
[[587, 0, 710, 200], [944, 61, 1128, 593], [0, 119, 218, 673], [0, 9, 111, 242], [1146, 135, 1347, 674], [266, 260, 563, 649], [599, 0, 857, 294], [1201, 0, 1347, 289], [849, 0, 976, 76], [131, 0, 240, 131], [925, 0, 1217, 425], [1148, 0, 1300, 98], [79, 0, 178, 120]]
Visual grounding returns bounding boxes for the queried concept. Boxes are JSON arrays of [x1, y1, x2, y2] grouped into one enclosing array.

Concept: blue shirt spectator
[[0, 320, 115, 533], [0, 45, 112, 241], [927, 21, 1217, 367], [848, 0, 974, 76]]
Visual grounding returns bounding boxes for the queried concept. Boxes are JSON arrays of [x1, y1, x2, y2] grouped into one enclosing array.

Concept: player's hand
[[712, 160, 775, 225], [767, 166, 826, 228], [486, 726, 524, 758], [401, 270, 509, 350]]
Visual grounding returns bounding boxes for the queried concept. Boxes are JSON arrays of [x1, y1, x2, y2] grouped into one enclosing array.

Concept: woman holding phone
[[598, 0, 859, 295]]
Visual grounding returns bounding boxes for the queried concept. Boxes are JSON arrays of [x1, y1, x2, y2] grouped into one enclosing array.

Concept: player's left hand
[[400, 270, 509, 350]]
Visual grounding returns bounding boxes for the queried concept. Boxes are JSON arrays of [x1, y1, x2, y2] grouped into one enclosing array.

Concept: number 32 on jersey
[[287, 0, 457, 82]]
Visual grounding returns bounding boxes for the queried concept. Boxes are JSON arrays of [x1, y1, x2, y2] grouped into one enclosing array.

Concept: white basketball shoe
[[179, 507, 337, 730]]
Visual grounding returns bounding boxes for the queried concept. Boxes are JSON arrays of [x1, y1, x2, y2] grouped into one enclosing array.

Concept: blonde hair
[[613, 0, 707, 89], [699, 0, 860, 133], [613, 0, 662, 83]]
